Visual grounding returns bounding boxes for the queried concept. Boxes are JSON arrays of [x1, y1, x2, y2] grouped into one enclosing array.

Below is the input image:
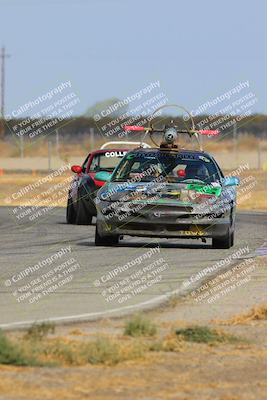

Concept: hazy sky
[[0, 0, 266, 116]]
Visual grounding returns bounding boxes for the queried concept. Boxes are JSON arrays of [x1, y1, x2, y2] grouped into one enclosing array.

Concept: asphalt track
[[0, 206, 266, 328]]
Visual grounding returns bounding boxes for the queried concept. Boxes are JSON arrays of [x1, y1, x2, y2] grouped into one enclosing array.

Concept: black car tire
[[75, 197, 93, 225], [230, 230, 234, 246], [66, 196, 76, 224], [212, 227, 232, 249], [95, 224, 119, 246]]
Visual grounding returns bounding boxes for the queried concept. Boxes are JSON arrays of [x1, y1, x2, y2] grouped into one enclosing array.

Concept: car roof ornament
[[124, 104, 220, 151]]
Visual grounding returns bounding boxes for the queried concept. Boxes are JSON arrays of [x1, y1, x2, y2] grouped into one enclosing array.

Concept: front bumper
[[97, 203, 232, 239]]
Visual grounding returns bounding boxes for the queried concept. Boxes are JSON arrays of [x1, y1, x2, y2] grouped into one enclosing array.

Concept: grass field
[[1, 136, 267, 158], [0, 169, 266, 210], [1, 303, 267, 399]]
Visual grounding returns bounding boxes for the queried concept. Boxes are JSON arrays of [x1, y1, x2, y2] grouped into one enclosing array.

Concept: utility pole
[[0, 46, 11, 118], [233, 121, 238, 167]]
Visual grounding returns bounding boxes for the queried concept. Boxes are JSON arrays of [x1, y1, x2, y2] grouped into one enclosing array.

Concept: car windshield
[[89, 151, 128, 172], [112, 151, 221, 184]]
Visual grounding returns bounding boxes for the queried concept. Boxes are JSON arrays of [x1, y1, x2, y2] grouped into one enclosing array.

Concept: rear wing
[[100, 141, 151, 149]]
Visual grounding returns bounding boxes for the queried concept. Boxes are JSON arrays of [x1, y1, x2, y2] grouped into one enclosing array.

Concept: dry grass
[[0, 169, 266, 209], [1, 137, 267, 158], [124, 314, 157, 337], [203, 136, 267, 152], [0, 173, 72, 207], [175, 326, 241, 344], [6, 334, 147, 367], [0, 137, 108, 158], [0, 319, 243, 367], [216, 303, 267, 326], [0, 317, 264, 400]]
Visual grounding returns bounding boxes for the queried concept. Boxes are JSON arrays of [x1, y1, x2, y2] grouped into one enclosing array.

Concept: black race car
[[94, 113, 239, 248]]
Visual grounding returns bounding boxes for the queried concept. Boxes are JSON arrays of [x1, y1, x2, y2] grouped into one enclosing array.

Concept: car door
[[70, 154, 91, 204]]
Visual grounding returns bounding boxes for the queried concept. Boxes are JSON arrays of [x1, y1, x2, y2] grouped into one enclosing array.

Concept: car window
[[89, 152, 127, 172], [112, 152, 221, 184], [82, 154, 90, 172]]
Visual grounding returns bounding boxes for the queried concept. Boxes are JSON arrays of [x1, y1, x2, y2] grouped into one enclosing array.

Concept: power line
[[0, 46, 11, 118]]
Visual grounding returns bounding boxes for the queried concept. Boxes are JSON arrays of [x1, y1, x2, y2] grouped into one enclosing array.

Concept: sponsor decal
[[104, 151, 128, 157]]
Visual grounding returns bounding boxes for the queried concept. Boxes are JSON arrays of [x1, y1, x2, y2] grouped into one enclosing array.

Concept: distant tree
[[85, 98, 128, 119]]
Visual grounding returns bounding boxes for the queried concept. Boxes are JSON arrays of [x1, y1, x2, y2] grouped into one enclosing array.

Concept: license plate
[[178, 228, 205, 236]]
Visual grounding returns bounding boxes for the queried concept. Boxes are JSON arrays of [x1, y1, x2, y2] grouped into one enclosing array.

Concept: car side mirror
[[223, 176, 240, 186], [94, 171, 111, 182], [71, 165, 83, 174]]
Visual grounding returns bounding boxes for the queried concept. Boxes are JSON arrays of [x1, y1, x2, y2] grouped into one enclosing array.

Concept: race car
[[94, 107, 240, 248], [66, 143, 129, 225]]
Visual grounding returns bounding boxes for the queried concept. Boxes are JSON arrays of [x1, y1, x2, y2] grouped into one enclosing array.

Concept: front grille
[[133, 204, 193, 216], [123, 222, 192, 232]]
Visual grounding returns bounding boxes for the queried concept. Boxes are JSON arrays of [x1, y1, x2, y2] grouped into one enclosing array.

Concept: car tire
[[212, 227, 232, 249], [75, 197, 93, 225], [95, 224, 119, 246], [230, 230, 234, 247], [66, 196, 76, 224]]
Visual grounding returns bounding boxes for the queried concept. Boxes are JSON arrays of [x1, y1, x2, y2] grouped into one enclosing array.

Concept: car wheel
[[95, 224, 119, 246], [212, 227, 232, 249], [75, 197, 93, 225], [66, 196, 76, 224]]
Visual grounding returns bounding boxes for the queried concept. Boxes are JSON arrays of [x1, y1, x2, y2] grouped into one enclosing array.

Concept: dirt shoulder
[[1, 345, 267, 400], [1, 257, 267, 399]]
